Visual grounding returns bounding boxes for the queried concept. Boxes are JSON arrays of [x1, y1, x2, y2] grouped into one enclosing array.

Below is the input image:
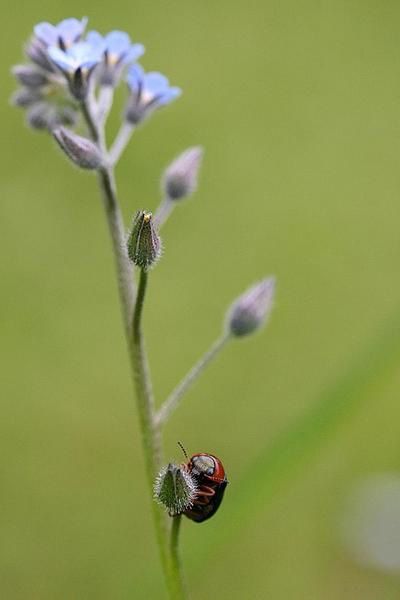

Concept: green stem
[[81, 101, 185, 598], [170, 516, 185, 599], [97, 167, 135, 332], [80, 100, 135, 331], [156, 332, 231, 426], [154, 196, 174, 229], [131, 270, 186, 599], [130, 270, 168, 580]]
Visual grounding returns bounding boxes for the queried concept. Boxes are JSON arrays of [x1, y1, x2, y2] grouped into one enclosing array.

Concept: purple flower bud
[[154, 463, 197, 516], [163, 147, 204, 201], [56, 106, 78, 128], [11, 88, 43, 108], [127, 211, 162, 270], [12, 65, 49, 88], [25, 38, 57, 73], [53, 126, 103, 170], [227, 277, 276, 337], [26, 102, 53, 130]]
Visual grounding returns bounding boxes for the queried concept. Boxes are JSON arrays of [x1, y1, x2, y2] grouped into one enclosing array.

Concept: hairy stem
[[81, 100, 98, 142], [81, 99, 185, 598], [97, 167, 135, 332], [109, 121, 135, 165], [130, 270, 168, 580], [154, 196, 174, 229], [97, 86, 114, 125], [131, 270, 186, 599], [170, 516, 185, 599], [156, 332, 231, 426], [81, 100, 135, 332]]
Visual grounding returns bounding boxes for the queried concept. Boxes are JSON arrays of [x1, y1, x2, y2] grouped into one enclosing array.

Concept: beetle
[[178, 443, 228, 523]]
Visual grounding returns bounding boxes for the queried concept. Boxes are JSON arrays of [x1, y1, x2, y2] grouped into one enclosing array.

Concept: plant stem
[[97, 167, 135, 332], [156, 332, 231, 426], [97, 86, 114, 125], [109, 121, 135, 166], [131, 270, 186, 599], [81, 100, 99, 142], [154, 196, 174, 229], [81, 100, 135, 332], [81, 99, 185, 598], [170, 516, 185, 599], [129, 270, 168, 577]]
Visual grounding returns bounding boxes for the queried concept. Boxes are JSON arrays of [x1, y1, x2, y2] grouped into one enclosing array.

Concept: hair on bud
[[163, 146, 203, 201], [12, 65, 49, 88], [26, 102, 54, 130], [11, 88, 43, 108], [227, 277, 276, 337], [127, 210, 162, 270], [154, 463, 197, 516], [53, 126, 103, 170]]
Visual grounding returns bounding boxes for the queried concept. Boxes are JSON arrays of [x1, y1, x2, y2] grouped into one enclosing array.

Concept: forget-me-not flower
[[125, 64, 181, 124], [48, 41, 104, 99], [26, 18, 88, 74], [34, 17, 88, 50], [86, 30, 144, 85]]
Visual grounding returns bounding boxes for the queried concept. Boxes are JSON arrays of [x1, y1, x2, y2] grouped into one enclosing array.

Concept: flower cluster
[[11, 17, 181, 131]]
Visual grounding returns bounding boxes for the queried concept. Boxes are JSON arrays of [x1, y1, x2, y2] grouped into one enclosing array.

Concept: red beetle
[[179, 443, 228, 523]]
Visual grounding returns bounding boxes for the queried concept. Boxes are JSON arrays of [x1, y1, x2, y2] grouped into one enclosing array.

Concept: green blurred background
[[2, 0, 400, 598]]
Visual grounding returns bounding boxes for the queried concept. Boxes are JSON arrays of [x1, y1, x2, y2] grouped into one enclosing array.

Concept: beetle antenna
[[177, 441, 189, 461]]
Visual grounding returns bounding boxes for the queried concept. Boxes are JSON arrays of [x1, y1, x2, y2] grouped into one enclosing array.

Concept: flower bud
[[127, 210, 162, 270], [11, 87, 43, 108], [226, 277, 276, 337], [12, 65, 49, 88], [25, 39, 57, 73], [154, 463, 197, 516], [56, 106, 78, 128], [163, 147, 203, 201], [26, 102, 53, 130], [53, 126, 103, 170]]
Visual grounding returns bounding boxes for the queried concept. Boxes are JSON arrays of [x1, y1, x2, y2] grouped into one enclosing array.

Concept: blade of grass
[[190, 307, 400, 566]]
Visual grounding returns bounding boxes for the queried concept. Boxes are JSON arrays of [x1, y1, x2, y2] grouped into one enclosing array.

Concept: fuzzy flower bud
[[11, 87, 43, 108], [127, 210, 162, 270], [154, 463, 197, 516], [163, 147, 204, 201], [226, 277, 276, 337], [26, 102, 52, 130], [53, 126, 103, 170], [12, 64, 49, 88]]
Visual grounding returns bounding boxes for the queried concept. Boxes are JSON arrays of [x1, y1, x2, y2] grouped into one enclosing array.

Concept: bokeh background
[[2, 0, 400, 598]]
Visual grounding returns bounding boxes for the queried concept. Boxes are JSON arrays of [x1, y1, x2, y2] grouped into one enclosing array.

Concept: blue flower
[[48, 41, 102, 74], [86, 30, 144, 85], [34, 17, 87, 49], [125, 64, 181, 124], [48, 42, 103, 100], [87, 30, 144, 66]]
